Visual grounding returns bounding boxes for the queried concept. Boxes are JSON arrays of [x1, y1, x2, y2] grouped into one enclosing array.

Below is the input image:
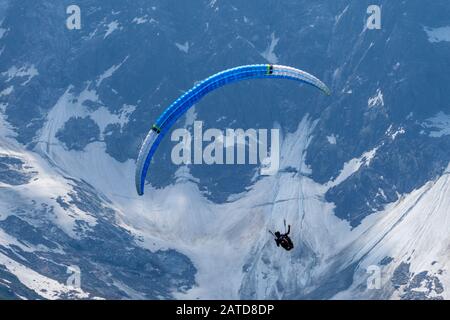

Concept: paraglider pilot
[[271, 221, 294, 251]]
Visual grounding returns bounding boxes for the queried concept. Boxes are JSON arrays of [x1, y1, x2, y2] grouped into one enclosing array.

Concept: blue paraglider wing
[[135, 64, 330, 195]]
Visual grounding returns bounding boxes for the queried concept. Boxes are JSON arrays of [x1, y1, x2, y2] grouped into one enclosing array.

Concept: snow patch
[[424, 26, 450, 43], [327, 147, 378, 189], [96, 56, 129, 87], [0, 85, 13, 96], [104, 21, 120, 39], [175, 41, 190, 53], [132, 16, 148, 24], [2, 65, 38, 86], [0, 252, 93, 299], [0, 228, 36, 253], [327, 134, 337, 145], [334, 170, 450, 299], [0, 113, 98, 237], [184, 107, 197, 127], [376, 188, 387, 200], [132, 16, 156, 25], [39, 87, 136, 140], [0, 27, 7, 39], [423, 112, 450, 138], [90, 104, 136, 133], [335, 5, 349, 25]]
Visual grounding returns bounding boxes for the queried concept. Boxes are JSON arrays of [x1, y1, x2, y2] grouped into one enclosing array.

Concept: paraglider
[[269, 220, 294, 251], [135, 64, 330, 196]]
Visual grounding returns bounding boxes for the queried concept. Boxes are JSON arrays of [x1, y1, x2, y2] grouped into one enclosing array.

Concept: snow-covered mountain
[[0, 0, 449, 299]]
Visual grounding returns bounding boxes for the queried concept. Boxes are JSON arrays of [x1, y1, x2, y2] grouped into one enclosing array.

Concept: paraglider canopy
[[135, 64, 330, 196]]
